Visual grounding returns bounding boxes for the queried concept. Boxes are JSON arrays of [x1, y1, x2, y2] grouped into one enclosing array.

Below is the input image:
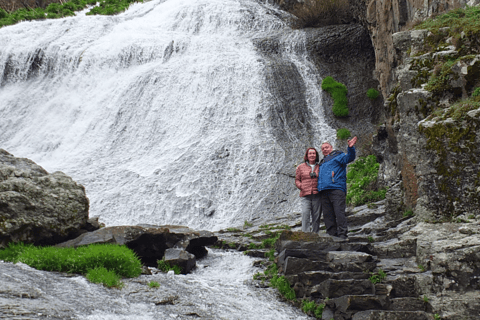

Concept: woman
[[295, 147, 321, 233]]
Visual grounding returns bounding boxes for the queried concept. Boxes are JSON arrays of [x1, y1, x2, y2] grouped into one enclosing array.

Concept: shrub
[[86, 267, 123, 288], [321, 76, 349, 117], [0, 9, 8, 19], [290, 0, 350, 28], [346, 155, 387, 206], [473, 87, 480, 97], [148, 281, 160, 288], [337, 128, 351, 140], [366, 88, 380, 100]]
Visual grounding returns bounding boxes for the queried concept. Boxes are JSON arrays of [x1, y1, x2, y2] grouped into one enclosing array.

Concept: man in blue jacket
[[317, 136, 357, 240]]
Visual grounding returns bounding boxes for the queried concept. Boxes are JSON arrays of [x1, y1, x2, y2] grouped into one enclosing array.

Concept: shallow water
[[0, 249, 310, 319]]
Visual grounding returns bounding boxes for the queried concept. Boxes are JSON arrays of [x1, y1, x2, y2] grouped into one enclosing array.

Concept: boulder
[[164, 248, 196, 274], [56, 225, 217, 269], [0, 149, 90, 248]]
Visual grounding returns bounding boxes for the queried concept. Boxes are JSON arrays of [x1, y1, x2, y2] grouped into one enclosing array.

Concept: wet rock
[[164, 248, 196, 274], [0, 149, 90, 248], [352, 310, 435, 320], [57, 225, 217, 268]]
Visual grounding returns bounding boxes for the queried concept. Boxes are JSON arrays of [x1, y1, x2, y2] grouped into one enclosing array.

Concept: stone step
[[351, 310, 435, 320], [390, 297, 433, 313], [324, 295, 390, 318], [286, 270, 370, 288], [371, 238, 417, 258], [309, 279, 375, 299], [326, 251, 377, 273], [282, 256, 332, 275]]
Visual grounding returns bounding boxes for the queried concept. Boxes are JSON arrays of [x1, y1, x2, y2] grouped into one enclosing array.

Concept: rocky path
[[214, 200, 480, 320]]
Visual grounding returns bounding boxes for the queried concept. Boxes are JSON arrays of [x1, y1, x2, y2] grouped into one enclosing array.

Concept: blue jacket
[[317, 147, 356, 194]]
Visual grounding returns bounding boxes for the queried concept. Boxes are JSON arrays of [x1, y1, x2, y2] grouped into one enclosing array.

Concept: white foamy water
[[0, 0, 336, 230], [1, 249, 310, 319]]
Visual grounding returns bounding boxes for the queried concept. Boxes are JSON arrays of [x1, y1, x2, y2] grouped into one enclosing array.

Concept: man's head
[[321, 142, 333, 156]]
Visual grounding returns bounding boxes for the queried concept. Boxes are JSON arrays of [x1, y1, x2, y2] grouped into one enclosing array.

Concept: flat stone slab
[[352, 310, 435, 320]]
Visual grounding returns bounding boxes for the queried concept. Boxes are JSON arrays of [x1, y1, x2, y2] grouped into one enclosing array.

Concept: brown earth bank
[[0, 0, 60, 12]]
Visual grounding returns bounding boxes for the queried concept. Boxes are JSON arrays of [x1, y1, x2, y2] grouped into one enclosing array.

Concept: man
[[317, 137, 357, 240]]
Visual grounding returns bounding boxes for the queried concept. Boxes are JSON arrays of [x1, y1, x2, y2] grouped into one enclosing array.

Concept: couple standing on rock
[[295, 137, 357, 240]]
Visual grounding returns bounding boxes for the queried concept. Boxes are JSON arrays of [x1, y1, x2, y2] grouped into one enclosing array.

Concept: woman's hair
[[304, 147, 319, 162]]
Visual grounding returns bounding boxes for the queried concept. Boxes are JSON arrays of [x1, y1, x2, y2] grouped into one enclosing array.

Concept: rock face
[[0, 149, 90, 247], [254, 23, 383, 155], [372, 23, 480, 220], [348, 0, 480, 97], [57, 225, 218, 273]]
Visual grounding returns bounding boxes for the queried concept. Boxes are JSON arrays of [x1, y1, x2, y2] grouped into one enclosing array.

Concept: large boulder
[[56, 225, 218, 268], [0, 149, 90, 248]]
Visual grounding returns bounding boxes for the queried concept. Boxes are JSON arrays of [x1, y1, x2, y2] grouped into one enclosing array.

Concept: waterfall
[[0, 0, 336, 230]]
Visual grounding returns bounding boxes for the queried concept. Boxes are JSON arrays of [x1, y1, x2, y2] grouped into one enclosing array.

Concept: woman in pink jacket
[[295, 147, 321, 233]]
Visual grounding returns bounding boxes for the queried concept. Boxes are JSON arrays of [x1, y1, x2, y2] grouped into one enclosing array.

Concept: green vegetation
[[414, 5, 480, 35], [321, 76, 349, 117], [244, 220, 253, 228], [367, 236, 374, 243], [369, 269, 386, 284], [366, 88, 380, 100], [0, 0, 143, 28], [418, 264, 426, 272], [0, 242, 142, 288], [254, 263, 296, 301], [301, 299, 325, 318], [226, 228, 242, 232], [473, 87, 480, 98], [157, 259, 181, 275], [148, 281, 160, 288], [422, 295, 429, 303], [434, 314, 441, 320], [346, 155, 387, 206], [403, 209, 414, 217], [336, 128, 351, 140], [289, 0, 350, 28], [86, 267, 123, 288]]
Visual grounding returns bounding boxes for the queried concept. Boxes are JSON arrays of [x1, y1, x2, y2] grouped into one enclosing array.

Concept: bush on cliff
[[346, 155, 387, 206], [336, 128, 351, 140], [290, 0, 350, 28], [321, 76, 349, 117], [0, 242, 142, 287]]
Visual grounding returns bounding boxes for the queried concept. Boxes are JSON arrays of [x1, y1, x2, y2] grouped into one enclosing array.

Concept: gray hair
[[321, 141, 332, 146]]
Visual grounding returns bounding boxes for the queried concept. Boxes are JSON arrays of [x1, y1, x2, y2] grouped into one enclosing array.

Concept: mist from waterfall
[[0, 0, 336, 230]]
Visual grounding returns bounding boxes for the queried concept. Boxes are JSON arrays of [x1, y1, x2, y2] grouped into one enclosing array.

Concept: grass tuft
[[321, 76, 349, 117], [0, 242, 142, 288]]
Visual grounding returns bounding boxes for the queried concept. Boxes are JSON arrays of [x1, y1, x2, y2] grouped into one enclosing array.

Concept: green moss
[[321, 76, 349, 117], [387, 85, 401, 116], [366, 88, 380, 100]]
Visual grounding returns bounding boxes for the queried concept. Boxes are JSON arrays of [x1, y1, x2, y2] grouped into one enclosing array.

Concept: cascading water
[[0, 0, 336, 231]]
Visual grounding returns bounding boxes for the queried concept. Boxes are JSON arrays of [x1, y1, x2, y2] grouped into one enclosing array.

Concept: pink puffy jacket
[[295, 162, 320, 197]]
